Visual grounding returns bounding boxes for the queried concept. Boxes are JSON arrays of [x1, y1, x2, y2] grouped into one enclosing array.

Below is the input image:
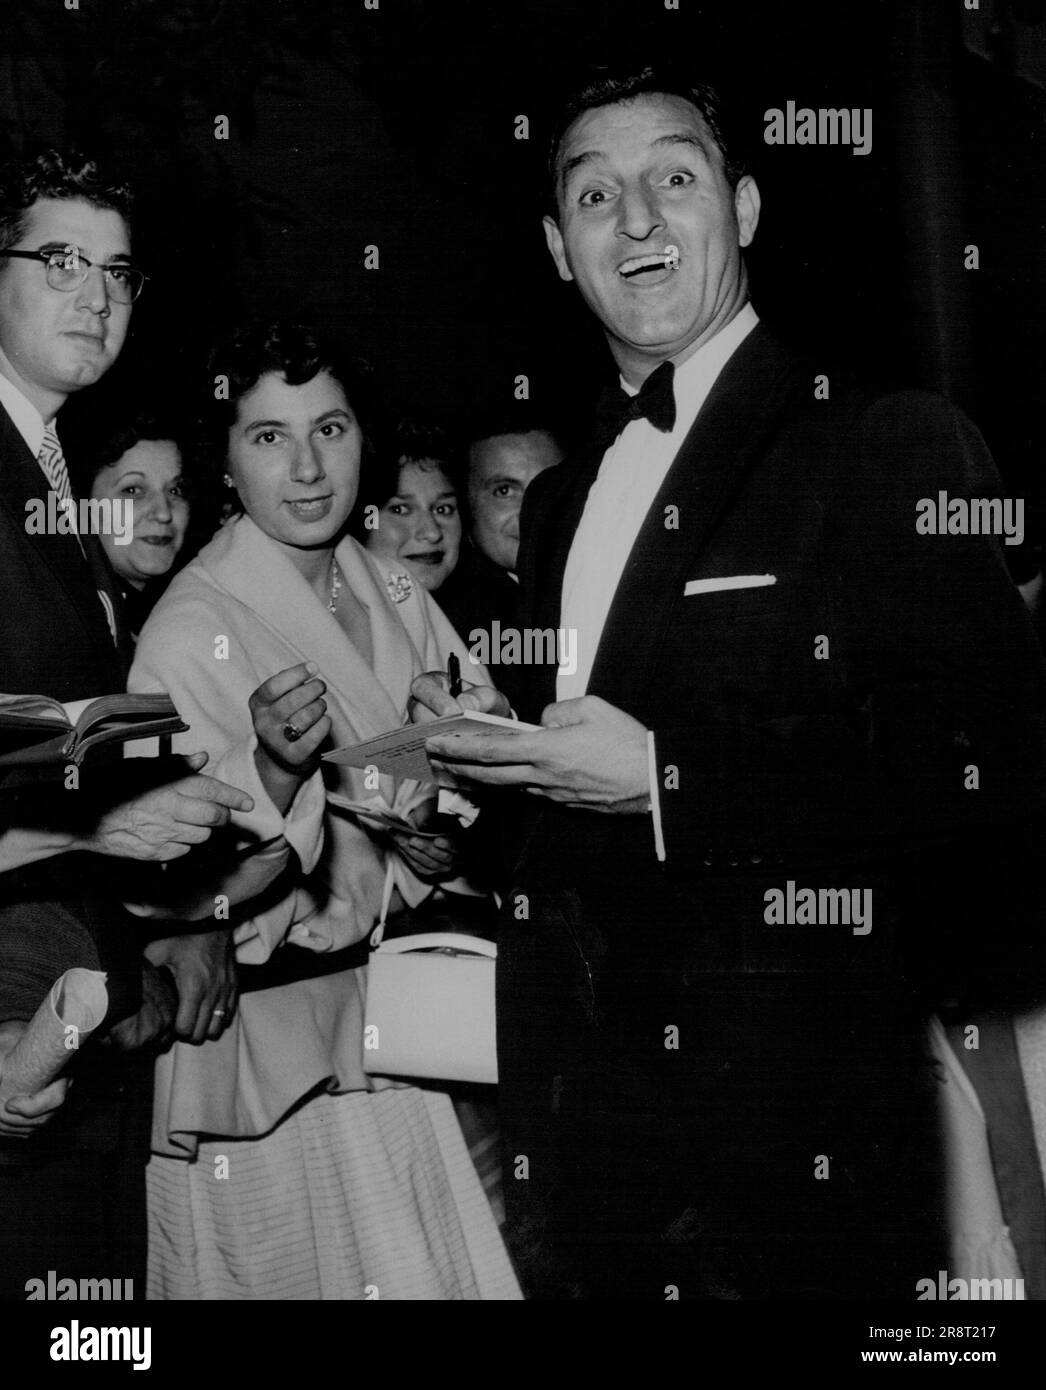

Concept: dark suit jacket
[[500, 325, 1046, 1299], [436, 541, 524, 712], [0, 401, 143, 1143], [437, 541, 520, 641]]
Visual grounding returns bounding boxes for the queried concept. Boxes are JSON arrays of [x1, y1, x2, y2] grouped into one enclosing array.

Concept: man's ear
[[543, 215, 574, 284], [734, 175, 761, 249]]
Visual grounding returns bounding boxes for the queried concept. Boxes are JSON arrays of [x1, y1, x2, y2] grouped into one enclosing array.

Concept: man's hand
[[145, 928, 238, 1045], [75, 752, 255, 863], [106, 961, 178, 1054], [425, 695, 651, 813], [0, 1021, 69, 1138], [250, 662, 331, 814], [409, 672, 512, 723]]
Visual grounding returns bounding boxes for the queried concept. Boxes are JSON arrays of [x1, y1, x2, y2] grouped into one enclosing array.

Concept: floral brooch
[[385, 571, 414, 604]]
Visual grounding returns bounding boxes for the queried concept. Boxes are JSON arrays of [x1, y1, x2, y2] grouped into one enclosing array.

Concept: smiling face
[[468, 430, 563, 572], [365, 459, 461, 592], [90, 438, 189, 590], [226, 370, 362, 571], [0, 197, 133, 418], [544, 94, 760, 385]]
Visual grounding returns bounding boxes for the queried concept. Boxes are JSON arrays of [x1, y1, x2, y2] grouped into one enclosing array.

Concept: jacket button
[[749, 853, 763, 865]]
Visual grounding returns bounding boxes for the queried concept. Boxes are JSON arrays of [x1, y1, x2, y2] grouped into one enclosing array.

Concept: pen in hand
[[447, 652, 462, 700]]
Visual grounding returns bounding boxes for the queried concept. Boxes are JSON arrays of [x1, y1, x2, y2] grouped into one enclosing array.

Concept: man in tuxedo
[[413, 66, 1046, 1298], [0, 150, 252, 1296]]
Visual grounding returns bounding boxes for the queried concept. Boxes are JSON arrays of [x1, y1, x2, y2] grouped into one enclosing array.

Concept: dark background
[[2, 0, 1044, 548]]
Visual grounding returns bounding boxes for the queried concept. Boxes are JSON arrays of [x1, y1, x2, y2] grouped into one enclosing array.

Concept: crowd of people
[[2, 60, 1046, 1302]]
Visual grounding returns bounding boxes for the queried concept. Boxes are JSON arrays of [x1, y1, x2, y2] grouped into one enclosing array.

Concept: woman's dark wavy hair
[[200, 321, 380, 515], [0, 149, 135, 252], [64, 405, 209, 577], [68, 410, 187, 495], [348, 418, 462, 542]]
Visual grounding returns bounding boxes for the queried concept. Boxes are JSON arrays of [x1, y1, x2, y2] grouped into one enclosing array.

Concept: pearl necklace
[[327, 556, 342, 614]]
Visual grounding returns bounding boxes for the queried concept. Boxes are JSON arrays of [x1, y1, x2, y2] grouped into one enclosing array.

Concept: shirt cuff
[[0, 825, 76, 875], [647, 729, 666, 863]]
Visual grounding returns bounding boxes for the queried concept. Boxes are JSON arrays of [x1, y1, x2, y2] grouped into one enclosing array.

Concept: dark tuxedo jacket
[[500, 325, 1046, 1299]]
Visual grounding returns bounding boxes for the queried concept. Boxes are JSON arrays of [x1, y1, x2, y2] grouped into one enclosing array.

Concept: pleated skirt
[[146, 1086, 522, 1300]]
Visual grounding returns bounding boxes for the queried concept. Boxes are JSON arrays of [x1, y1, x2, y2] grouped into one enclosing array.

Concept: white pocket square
[[684, 574, 777, 597]]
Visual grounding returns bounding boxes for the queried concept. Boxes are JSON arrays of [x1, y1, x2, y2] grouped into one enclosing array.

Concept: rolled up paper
[[1, 968, 109, 1098]]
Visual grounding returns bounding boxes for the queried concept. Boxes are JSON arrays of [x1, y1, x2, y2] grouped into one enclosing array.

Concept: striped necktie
[[37, 424, 83, 557], [37, 423, 74, 505], [38, 424, 118, 645]]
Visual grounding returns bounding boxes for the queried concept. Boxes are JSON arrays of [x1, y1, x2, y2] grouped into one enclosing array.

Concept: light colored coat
[[129, 515, 483, 1155]]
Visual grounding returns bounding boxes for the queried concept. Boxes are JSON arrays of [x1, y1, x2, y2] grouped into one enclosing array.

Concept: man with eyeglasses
[[0, 243, 147, 303], [0, 150, 254, 1298]]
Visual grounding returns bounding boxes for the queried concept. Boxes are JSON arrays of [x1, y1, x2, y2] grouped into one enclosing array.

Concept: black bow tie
[[593, 360, 677, 451]]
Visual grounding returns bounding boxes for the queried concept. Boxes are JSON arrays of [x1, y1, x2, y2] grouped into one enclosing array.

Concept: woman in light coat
[[129, 322, 519, 1300]]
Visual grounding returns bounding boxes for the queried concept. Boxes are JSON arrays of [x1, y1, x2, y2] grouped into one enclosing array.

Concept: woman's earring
[[222, 474, 234, 488]]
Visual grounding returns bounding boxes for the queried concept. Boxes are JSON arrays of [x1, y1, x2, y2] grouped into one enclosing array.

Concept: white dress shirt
[[555, 304, 759, 863], [557, 303, 759, 701], [0, 370, 47, 461]]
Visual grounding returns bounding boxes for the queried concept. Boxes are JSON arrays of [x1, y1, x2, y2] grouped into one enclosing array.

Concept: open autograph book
[[0, 692, 187, 768]]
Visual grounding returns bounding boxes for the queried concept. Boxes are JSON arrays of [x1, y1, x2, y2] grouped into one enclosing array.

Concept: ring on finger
[[283, 721, 303, 743]]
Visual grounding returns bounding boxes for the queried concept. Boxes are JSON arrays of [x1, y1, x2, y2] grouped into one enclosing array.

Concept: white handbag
[[363, 864, 498, 1085]]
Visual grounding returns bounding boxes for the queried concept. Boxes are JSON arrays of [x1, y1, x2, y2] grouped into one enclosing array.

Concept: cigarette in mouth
[[664, 244, 680, 270]]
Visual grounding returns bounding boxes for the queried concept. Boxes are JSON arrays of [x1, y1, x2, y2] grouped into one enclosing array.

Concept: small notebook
[[323, 710, 539, 781]]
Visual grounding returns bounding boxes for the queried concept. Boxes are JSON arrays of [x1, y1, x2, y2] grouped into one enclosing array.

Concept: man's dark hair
[[0, 149, 135, 253], [467, 408, 566, 458], [547, 63, 746, 216]]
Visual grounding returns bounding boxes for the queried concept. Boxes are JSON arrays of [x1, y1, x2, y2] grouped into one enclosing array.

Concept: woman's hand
[[250, 661, 332, 813], [408, 672, 512, 794], [389, 802, 462, 881], [389, 827, 461, 881], [408, 671, 511, 723]]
